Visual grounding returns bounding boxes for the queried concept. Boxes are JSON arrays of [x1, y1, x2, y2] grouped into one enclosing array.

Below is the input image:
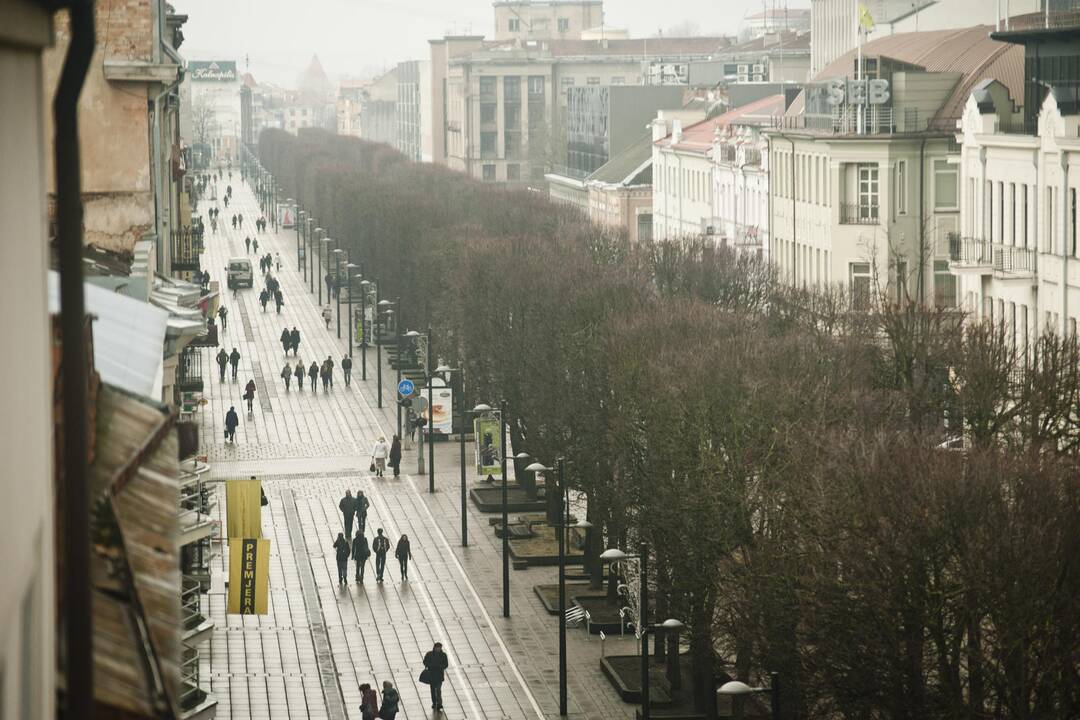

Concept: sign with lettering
[[822, 78, 890, 107], [227, 537, 270, 614], [190, 60, 238, 82]]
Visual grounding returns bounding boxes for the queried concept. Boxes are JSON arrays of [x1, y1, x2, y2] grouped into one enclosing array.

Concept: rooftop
[[720, 29, 811, 55], [588, 132, 653, 186], [659, 94, 786, 152]]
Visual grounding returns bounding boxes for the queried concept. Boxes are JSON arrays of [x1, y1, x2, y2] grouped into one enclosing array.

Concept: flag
[[226, 477, 262, 539], [227, 537, 270, 614], [858, 2, 875, 31]]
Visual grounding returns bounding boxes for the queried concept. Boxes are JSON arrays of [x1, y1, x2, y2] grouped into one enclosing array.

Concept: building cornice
[[104, 59, 181, 84]]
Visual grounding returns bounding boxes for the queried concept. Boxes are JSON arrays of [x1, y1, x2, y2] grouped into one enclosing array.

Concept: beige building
[[493, 0, 603, 41], [0, 4, 56, 718], [586, 134, 655, 243]]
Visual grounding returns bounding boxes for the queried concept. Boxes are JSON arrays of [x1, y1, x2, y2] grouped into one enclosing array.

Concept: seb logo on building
[[824, 78, 890, 106], [190, 60, 238, 82]]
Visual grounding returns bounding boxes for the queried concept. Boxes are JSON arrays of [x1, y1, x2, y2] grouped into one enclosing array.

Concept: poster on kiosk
[[278, 201, 296, 229]]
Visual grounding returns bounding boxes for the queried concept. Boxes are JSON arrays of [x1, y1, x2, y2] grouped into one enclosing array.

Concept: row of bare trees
[[260, 129, 1079, 720]]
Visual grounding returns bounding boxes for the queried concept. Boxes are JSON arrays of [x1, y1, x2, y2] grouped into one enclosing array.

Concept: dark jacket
[[389, 438, 402, 464], [380, 687, 400, 712], [423, 650, 449, 684], [334, 537, 350, 561], [229, 350, 241, 366], [280, 329, 290, 345], [339, 495, 354, 517], [294, 363, 304, 378], [352, 535, 370, 560], [342, 356, 352, 371], [281, 364, 292, 379], [372, 535, 390, 555], [216, 349, 228, 367], [354, 493, 370, 517], [244, 381, 256, 400], [308, 363, 319, 380], [290, 329, 300, 346], [395, 538, 411, 560], [224, 409, 239, 430]]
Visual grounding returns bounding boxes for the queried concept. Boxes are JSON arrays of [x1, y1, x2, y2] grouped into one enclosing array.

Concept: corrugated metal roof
[[812, 25, 1024, 128], [588, 132, 653, 185]]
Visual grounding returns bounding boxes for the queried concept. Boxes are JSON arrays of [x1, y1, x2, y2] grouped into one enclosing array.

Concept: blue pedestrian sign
[[397, 379, 415, 397]]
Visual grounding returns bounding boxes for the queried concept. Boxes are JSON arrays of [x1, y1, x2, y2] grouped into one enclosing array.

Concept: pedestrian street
[[193, 175, 637, 719]]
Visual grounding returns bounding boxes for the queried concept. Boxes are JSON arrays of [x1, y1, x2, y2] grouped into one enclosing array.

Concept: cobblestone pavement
[[194, 175, 638, 719]]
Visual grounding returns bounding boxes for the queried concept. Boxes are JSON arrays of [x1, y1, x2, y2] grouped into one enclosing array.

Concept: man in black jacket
[[339, 490, 355, 539], [351, 530, 370, 583], [216, 348, 229, 382], [372, 529, 391, 583], [422, 643, 449, 711], [354, 490, 370, 535], [228, 347, 241, 380]]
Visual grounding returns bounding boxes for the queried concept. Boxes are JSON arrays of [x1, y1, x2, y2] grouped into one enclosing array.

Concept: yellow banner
[[227, 537, 270, 615], [226, 477, 262, 539]]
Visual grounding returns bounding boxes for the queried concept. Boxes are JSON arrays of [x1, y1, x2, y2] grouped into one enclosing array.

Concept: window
[[895, 160, 907, 215], [528, 75, 545, 97], [480, 131, 497, 158], [586, 76, 601, 85], [479, 76, 497, 101], [1020, 184, 1029, 248], [1071, 188, 1078, 257], [934, 159, 958, 209], [504, 75, 521, 102], [507, 163, 521, 181], [508, 18, 520, 31], [560, 77, 575, 88], [850, 262, 872, 310], [858, 163, 879, 220], [480, 103, 497, 124], [611, 76, 625, 85], [558, 17, 570, 32], [482, 164, 496, 181], [638, 213, 653, 242], [934, 260, 957, 308], [504, 103, 521, 129]]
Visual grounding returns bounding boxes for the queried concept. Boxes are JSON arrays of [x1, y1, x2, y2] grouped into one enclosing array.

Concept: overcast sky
[[174, 0, 806, 86]]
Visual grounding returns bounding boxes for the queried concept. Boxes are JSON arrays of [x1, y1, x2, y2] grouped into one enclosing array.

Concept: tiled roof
[[658, 94, 786, 152], [813, 25, 1024, 127]]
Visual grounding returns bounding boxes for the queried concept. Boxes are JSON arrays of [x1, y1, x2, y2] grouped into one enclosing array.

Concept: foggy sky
[[173, 0, 803, 87]]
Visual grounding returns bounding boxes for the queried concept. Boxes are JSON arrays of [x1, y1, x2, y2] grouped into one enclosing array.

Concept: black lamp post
[[359, 280, 370, 380], [719, 673, 781, 720], [297, 210, 307, 275], [602, 544, 653, 719], [376, 297, 395, 409], [306, 217, 315, 294], [346, 262, 358, 357], [318, 234, 332, 307], [333, 247, 344, 338], [400, 326, 418, 441], [501, 399, 510, 616], [426, 327, 434, 492]]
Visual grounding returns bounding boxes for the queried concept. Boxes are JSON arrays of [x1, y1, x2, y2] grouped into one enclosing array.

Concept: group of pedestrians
[[258, 252, 280, 274], [335, 492, 413, 584], [255, 216, 267, 232], [244, 236, 259, 254], [215, 347, 241, 382], [349, 644, 447, 718]]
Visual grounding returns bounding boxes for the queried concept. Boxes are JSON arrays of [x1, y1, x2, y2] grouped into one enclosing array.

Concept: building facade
[[187, 60, 241, 164], [397, 60, 432, 161], [493, 0, 604, 41], [585, 134, 655, 243], [713, 111, 776, 260], [359, 68, 399, 146]]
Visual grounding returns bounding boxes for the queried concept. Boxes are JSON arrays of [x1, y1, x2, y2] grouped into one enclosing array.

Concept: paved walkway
[[195, 174, 638, 719]]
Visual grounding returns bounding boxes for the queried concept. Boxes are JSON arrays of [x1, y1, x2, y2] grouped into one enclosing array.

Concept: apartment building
[[397, 59, 432, 161], [585, 133, 656, 243], [765, 25, 1022, 306], [360, 67, 399, 146], [950, 9, 1080, 340], [493, 0, 603, 41], [689, 30, 812, 84]]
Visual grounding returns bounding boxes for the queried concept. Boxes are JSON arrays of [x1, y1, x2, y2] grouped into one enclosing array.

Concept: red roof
[[657, 94, 785, 153]]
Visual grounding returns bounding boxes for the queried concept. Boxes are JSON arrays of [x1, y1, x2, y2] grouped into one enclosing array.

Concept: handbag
[[419, 668, 432, 685], [369, 459, 377, 473], [224, 429, 229, 439]]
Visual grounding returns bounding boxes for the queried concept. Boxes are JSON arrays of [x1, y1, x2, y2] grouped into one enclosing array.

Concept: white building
[[951, 14, 1080, 341], [187, 60, 242, 163], [653, 96, 784, 243]]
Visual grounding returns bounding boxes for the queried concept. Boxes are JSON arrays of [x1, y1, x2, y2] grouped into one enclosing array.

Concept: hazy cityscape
[[3, 1, 1080, 719]]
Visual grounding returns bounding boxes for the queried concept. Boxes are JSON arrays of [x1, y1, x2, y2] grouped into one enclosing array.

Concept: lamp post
[[719, 673, 781, 720], [297, 210, 307, 275], [333, 247, 344, 338], [500, 399, 510, 616], [313, 228, 324, 303], [306, 217, 315, 294], [376, 297, 394, 408], [425, 327, 434, 492], [601, 544, 652, 719], [359, 280, 370, 380], [401, 326, 418, 441], [318, 235, 333, 307], [346, 262, 358, 357]]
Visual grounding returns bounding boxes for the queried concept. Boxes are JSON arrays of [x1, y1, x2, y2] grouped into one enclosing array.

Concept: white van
[[227, 257, 253, 289]]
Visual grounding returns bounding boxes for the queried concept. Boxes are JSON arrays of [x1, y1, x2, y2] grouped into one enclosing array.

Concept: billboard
[[421, 385, 453, 435], [190, 60, 238, 82], [474, 414, 502, 478], [225, 477, 262, 538], [227, 538, 270, 614]]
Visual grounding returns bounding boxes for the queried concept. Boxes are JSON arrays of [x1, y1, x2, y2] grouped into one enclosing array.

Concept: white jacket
[[372, 441, 389, 459]]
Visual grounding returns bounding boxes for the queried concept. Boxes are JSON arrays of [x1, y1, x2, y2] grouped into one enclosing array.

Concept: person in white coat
[[371, 436, 389, 477]]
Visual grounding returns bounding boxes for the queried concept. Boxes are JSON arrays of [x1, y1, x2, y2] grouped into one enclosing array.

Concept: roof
[[746, 7, 810, 20], [48, 271, 169, 400], [658, 94, 785, 152], [813, 25, 1024, 127], [588, 132, 653, 185], [720, 30, 811, 55], [549, 36, 730, 57]]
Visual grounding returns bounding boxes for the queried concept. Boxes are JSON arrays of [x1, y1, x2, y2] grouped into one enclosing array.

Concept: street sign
[[397, 379, 415, 397]]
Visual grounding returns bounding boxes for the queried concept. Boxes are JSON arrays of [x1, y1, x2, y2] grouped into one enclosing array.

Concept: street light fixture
[[375, 297, 395, 408], [719, 673, 780, 720], [332, 247, 344, 338], [359, 280, 371, 380], [305, 218, 316, 293], [602, 543, 653, 719], [345, 262, 358, 358], [297, 210, 308, 276], [319, 235, 334, 307]]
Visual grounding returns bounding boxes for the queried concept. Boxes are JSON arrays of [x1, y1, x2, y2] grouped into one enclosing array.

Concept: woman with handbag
[[371, 436, 389, 477]]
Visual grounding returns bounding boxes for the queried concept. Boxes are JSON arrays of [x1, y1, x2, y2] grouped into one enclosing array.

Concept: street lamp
[[719, 673, 780, 720], [297, 210, 307, 276], [306, 217, 316, 294], [359, 280, 371, 380], [601, 543, 652, 719], [319, 236, 334, 308], [375, 297, 394, 408], [425, 327, 434, 492], [313, 228, 324, 303], [401, 326, 419, 442], [333, 247, 344, 338], [345, 262, 359, 359]]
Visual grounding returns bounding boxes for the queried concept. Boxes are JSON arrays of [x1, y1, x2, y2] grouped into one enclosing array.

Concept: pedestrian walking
[[294, 360, 305, 389], [342, 355, 352, 387], [223, 194, 229, 208], [281, 362, 292, 391], [372, 529, 390, 582], [232, 215, 237, 230], [378, 681, 401, 720], [244, 236, 251, 253], [253, 238, 259, 254], [354, 490, 370, 535], [280, 328, 291, 355], [325, 272, 333, 298], [259, 288, 270, 311], [229, 347, 241, 380], [238, 213, 243, 229], [339, 490, 355, 539], [216, 348, 228, 382], [320, 361, 331, 391], [275, 252, 282, 271], [274, 289, 284, 314], [290, 327, 301, 356], [421, 643, 449, 711], [395, 534, 412, 581], [243, 379, 256, 413], [333, 533, 350, 585], [224, 406, 239, 443], [352, 530, 370, 583], [359, 683, 379, 720], [389, 435, 402, 477], [217, 305, 228, 331], [322, 305, 332, 329], [308, 362, 319, 392], [325, 356, 335, 389], [371, 436, 388, 477]]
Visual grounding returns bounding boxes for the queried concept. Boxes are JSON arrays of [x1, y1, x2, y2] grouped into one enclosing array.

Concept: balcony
[[171, 226, 203, 273], [839, 202, 879, 225], [732, 222, 763, 247], [992, 243, 1036, 279], [180, 644, 218, 719], [946, 234, 992, 274], [177, 346, 204, 393]]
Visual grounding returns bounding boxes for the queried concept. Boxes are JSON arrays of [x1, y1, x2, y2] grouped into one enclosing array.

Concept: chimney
[[671, 118, 683, 144], [651, 111, 667, 141]]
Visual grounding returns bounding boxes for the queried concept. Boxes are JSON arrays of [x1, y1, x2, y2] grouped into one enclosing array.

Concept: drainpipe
[[53, 0, 95, 716]]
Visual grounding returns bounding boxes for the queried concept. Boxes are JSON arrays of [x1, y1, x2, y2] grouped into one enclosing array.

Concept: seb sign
[[823, 78, 890, 106]]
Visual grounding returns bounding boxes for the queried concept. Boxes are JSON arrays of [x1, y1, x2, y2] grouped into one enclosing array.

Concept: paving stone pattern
[[195, 177, 637, 719]]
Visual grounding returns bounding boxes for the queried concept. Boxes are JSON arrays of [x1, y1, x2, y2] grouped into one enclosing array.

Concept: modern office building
[[397, 59, 432, 161]]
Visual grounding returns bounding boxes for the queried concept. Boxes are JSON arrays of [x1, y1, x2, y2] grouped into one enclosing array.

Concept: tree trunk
[[690, 622, 717, 719]]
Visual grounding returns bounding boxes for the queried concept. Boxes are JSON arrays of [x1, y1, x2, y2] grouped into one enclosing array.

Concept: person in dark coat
[[274, 289, 284, 314], [308, 362, 319, 392], [294, 360, 305, 389], [342, 355, 353, 387], [232, 215, 238, 230], [372, 529, 390, 583], [252, 238, 259, 254], [259, 288, 270, 311], [224, 406, 240, 443], [352, 530, 370, 583], [290, 327, 300, 356], [244, 379, 257, 413], [228, 347, 241, 380], [339, 490, 355, 538], [281, 362, 292, 391], [333, 533, 350, 585], [354, 490, 370, 535], [395, 534, 412, 581], [217, 305, 228, 331], [359, 683, 378, 720], [320, 361, 330, 391], [422, 643, 449, 711], [244, 236, 250, 253], [216, 348, 228, 382], [389, 435, 402, 477], [280, 328, 291, 355], [325, 356, 335, 388], [378, 681, 401, 720]]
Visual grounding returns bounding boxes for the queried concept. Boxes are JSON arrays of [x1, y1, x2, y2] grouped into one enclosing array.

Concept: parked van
[[227, 257, 253, 289]]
